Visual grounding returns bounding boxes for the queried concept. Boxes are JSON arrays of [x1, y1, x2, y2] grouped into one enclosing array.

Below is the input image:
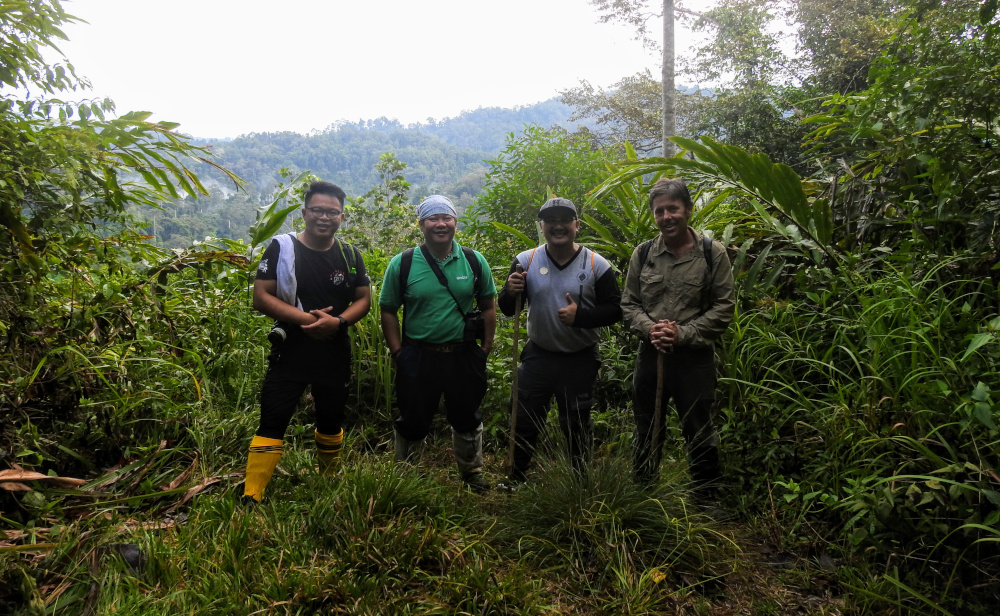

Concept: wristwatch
[[336, 316, 347, 328]]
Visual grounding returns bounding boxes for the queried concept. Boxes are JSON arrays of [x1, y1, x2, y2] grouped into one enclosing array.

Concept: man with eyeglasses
[[242, 181, 371, 503], [379, 195, 497, 492], [497, 197, 622, 485]]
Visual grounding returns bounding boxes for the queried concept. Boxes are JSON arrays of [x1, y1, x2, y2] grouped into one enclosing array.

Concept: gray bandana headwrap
[[417, 195, 457, 221]]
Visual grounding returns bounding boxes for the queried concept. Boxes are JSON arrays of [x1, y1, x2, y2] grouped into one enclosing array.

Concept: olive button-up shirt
[[621, 230, 735, 349]]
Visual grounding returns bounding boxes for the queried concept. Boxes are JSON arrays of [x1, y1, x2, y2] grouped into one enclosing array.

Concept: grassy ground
[[2, 423, 850, 616]]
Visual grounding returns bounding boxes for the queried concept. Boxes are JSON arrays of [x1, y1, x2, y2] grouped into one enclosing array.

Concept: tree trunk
[[662, 0, 675, 157]]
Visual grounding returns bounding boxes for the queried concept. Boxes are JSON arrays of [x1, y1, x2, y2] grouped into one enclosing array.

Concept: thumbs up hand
[[557, 292, 578, 326]]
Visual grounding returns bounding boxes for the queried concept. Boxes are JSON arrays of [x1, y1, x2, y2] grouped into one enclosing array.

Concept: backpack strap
[[702, 236, 713, 278], [699, 235, 714, 316], [636, 238, 655, 296], [398, 248, 415, 338], [335, 238, 358, 290], [638, 238, 655, 270], [460, 246, 482, 302], [526, 247, 539, 272], [399, 247, 415, 299]]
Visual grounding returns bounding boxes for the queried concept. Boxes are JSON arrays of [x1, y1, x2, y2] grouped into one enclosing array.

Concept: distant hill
[[142, 98, 587, 247], [192, 97, 583, 201], [418, 98, 584, 153]]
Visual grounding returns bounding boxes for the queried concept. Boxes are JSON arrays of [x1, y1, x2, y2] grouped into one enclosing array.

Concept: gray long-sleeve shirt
[[498, 245, 621, 353], [621, 230, 735, 349]]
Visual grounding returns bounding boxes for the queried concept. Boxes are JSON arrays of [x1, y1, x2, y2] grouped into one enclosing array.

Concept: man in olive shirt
[[621, 178, 734, 494], [379, 195, 497, 492]]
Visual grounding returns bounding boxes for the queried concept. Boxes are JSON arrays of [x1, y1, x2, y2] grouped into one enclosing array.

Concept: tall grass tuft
[[487, 454, 738, 613], [722, 258, 1000, 610]]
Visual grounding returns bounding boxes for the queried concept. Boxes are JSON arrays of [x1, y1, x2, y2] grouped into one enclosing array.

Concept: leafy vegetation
[[581, 2, 1000, 612], [463, 125, 612, 268], [3, 1, 1000, 614]]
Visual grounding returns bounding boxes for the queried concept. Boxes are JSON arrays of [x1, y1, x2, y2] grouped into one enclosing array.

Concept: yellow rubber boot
[[243, 436, 283, 502], [315, 429, 344, 475]]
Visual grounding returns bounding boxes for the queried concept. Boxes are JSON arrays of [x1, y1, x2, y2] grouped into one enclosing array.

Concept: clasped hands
[[648, 319, 678, 352], [300, 306, 343, 339]]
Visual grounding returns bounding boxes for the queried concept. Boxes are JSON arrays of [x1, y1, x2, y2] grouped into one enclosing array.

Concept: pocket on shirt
[[681, 278, 705, 309], [639, 271, 665, 308]]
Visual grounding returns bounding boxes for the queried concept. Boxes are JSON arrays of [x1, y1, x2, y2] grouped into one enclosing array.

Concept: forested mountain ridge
[[192, 97, 580, 198], [142, 98, 584, 247]]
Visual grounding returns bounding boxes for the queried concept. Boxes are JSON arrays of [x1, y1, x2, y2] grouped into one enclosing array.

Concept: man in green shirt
[[379, 195, 497, 491]]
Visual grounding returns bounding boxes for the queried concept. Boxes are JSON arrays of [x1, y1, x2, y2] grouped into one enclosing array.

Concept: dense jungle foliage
[[2, 0, 999, 614]]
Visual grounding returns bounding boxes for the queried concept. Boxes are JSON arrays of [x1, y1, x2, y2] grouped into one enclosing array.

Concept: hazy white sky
[[55, 0, 674, 139]]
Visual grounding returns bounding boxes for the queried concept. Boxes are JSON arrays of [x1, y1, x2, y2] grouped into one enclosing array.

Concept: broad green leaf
[[961, 333, 995, 361], [250, 202, 300, 247]]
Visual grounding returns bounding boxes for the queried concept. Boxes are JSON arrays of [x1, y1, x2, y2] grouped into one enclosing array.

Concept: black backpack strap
[[699, 236, 714, 316], [461, 247, 482, 307], [398, 248, 415, 339], [399, 248, 415, 299], [636, 238, 655, 296], [703, 236, 713, 277], [638, 238, 655, 268], [418, 245, 467, 318], [635, 238, 657, 334]]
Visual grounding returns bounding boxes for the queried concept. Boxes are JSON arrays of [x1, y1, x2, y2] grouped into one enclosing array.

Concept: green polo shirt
[[379, 241, 497, 344]]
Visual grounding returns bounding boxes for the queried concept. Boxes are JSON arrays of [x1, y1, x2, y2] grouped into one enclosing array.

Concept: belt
[[404, 338, 466, 353]]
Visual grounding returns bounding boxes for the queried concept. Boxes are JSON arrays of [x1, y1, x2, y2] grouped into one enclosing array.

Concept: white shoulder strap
[[274, 233, 302, 309]]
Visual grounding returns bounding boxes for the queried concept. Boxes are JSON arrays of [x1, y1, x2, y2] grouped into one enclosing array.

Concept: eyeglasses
[[541, 217, 576, 225], [305, 207, 342, 218]]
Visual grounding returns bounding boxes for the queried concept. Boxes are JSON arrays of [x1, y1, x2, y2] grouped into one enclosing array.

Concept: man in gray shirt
[[498, 197, 622, 484]]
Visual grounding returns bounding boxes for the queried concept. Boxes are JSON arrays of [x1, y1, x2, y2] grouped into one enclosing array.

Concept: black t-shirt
[[256, 235, 369, 343]]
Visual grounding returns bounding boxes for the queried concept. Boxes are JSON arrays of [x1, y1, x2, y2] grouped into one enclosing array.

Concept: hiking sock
[[315, 428, 344, 475], [243, 436, 283, 502]]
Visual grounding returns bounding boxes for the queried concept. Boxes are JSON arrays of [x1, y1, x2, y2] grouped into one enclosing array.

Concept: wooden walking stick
[[506, 263, 524, 474]]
